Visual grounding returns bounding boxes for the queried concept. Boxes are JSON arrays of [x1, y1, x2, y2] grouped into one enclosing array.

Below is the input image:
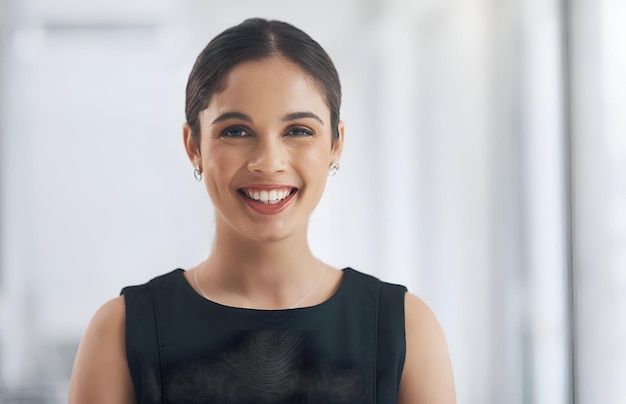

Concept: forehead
[[204, 57, 329, 119]]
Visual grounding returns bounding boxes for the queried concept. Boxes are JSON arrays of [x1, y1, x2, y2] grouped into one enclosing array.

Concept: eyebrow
[[211, 111, 324, 125], [283, 112, 324, 125], [211, 112, 253, 125]]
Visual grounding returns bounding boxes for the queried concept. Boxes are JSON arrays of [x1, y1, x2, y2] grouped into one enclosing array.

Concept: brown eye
[[286, 127, 314, 137], [221, 126, 251, 138]]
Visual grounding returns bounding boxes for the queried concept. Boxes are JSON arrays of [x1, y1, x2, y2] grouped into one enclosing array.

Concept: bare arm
[[68, 296, 135, 404], [398, 293, 456, 404]]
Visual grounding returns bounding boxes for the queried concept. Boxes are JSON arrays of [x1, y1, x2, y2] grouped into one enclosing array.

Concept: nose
[[246, 137, 288, 174]]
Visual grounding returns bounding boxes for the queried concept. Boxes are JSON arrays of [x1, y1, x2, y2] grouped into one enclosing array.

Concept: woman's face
[[184, 56, 344, 243]]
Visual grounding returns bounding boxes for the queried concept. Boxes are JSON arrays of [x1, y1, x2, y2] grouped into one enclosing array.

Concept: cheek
[[204, 143, 241, 174], [202, 148, 241, 199], [296, 145, 331, 179]]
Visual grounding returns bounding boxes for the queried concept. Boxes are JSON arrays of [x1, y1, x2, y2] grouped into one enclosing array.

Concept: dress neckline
[[176, 267, 354, 312]]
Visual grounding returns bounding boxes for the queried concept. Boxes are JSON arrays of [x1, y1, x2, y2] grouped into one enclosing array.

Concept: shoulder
[[344, 267, 407, 294], [398, 293, 456, 403], [68, 296, 135, 403], [72, 296, 126, 357], [122, 268, 184, 293]]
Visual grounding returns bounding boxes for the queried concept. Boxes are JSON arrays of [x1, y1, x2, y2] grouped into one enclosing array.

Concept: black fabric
[[121, 268, 407, 404]]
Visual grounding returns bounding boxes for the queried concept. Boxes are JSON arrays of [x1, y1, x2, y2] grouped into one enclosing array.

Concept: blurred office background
[[0, 0, 624, 402]]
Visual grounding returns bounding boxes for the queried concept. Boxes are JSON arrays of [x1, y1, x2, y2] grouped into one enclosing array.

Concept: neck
[[201, 218, 322, 308]]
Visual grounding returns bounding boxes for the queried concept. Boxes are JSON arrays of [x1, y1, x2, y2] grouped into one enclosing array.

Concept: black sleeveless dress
[[121, 268, 407, 403]]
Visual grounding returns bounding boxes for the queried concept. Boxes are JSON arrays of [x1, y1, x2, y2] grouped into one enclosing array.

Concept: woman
[[69, 18, 455, 403]]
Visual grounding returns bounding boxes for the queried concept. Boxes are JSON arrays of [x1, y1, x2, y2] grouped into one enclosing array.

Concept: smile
[[240, 187, 295, 204], [238, 186, 298, 215]]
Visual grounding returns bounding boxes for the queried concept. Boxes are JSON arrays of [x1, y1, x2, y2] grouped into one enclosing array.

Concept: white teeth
[[244, 188, 292, 204]]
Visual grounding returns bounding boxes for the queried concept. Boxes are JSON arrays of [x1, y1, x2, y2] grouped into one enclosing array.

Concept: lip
[[237, 184, 298, 215]]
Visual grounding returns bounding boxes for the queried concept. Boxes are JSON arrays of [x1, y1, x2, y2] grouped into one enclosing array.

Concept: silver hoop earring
[[193, 166, 203, 181], [328, 162, 340, 177]]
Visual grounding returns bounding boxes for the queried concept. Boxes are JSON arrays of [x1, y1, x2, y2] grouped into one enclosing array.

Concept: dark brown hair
[[185, 18, 342, 145]]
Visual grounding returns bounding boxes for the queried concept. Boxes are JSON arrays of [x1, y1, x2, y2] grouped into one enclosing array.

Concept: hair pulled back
[[185, 18, 342, 145]]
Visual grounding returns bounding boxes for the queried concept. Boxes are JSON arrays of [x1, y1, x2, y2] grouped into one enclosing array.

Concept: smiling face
[[184, 56, 344, 243]]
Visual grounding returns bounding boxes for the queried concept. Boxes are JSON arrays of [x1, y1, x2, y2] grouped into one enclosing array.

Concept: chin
[[240, 223, 300, 244]]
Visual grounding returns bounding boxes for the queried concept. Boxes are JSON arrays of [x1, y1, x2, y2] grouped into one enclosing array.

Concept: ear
[[330, 121, 345, 162], [183, 123, 202, 167]]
